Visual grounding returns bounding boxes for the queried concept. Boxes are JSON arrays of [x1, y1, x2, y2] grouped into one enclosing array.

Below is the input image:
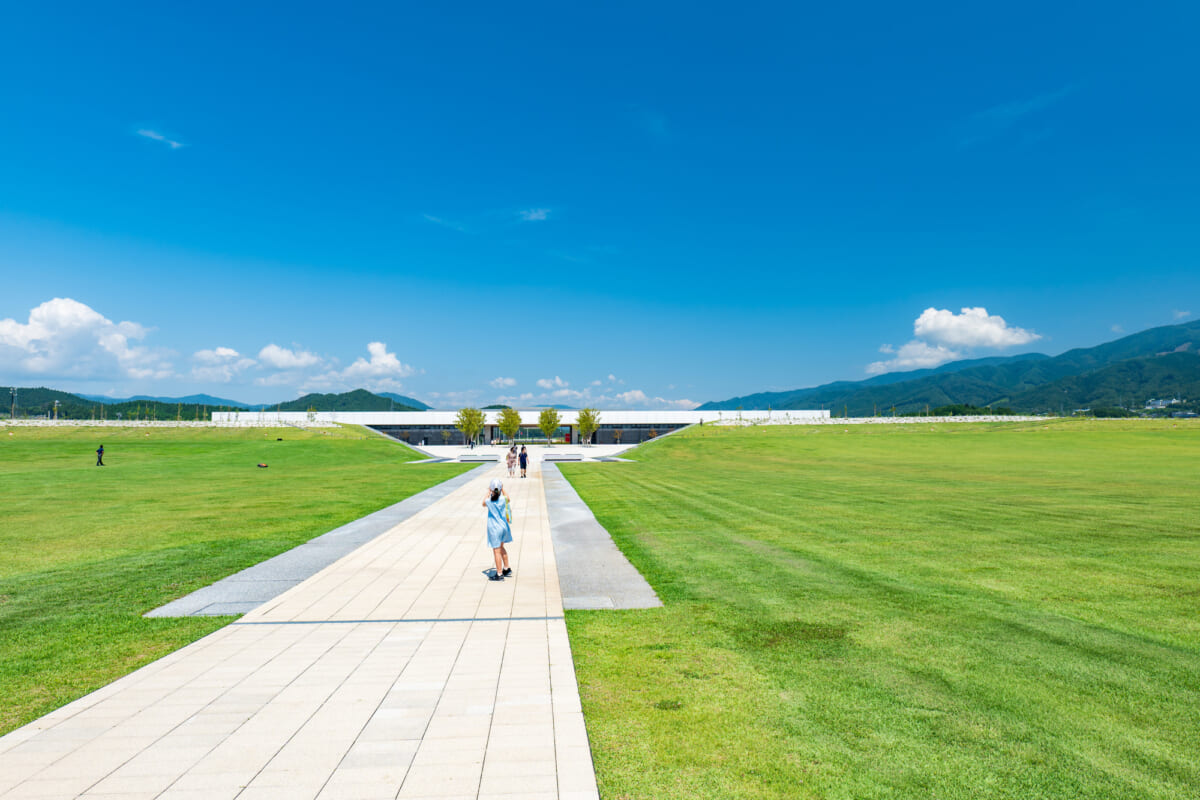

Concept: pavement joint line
[[223, 622, 378, 798], [476, 615, 511, 798], [231, 616, 566, 625]]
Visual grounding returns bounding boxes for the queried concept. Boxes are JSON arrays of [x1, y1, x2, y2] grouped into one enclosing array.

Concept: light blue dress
[[486, 497, 512, 549]]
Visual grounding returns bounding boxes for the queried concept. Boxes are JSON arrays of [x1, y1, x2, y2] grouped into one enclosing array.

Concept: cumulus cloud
[[257, 344, 322, 370], [868, 306, 1040, 375], [867, 341, 963, 375], [342, 342, 414, 380], [191, 347, 256, 383], [490, 376, 517, 388], [519, 208, 551, 222], [0, 297, 173, 381], [537, 376, 568, 389], [913, 307, 1041, 348], [300, 342, 417, 394]]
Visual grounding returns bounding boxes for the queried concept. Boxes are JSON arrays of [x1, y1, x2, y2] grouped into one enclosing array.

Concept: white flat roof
[[211, 409, 831, 425]]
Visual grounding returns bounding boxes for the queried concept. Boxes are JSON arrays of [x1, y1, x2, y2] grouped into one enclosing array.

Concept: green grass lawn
[[559, 419, 1200, 800], [0, 425, 468, 734]]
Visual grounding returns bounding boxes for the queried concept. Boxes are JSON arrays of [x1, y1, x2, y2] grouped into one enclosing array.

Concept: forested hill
[[700, 319, 1200, 415], [275, 389, 422, 412]]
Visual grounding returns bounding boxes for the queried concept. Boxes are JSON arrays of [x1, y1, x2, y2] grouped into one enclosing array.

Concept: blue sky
[[2, 2, 1197, 408]]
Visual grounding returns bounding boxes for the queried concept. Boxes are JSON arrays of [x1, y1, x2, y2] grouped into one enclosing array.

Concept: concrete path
[[0, 459, 599, 800], [542, 464, 662, 611]]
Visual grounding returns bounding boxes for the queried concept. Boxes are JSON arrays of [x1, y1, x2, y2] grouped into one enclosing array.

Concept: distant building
[[1145, 398, 1182, 409], [210, 409, 830, 445]]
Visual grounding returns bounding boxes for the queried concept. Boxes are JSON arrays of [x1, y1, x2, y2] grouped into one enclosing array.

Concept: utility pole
[[53, 400, 60, 420], [9, 388, 15, 419]]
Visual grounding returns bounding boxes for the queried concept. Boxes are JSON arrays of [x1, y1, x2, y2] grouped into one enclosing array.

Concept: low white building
[[210, 408, 830, 445]]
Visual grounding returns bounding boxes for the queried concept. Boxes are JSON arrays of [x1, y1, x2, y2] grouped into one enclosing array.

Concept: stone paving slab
[[0, 459, 598, 800], [146, 466, 488, 617]]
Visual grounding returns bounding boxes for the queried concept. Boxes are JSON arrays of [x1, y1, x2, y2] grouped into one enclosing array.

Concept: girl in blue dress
[[483, 478, 513, 581]]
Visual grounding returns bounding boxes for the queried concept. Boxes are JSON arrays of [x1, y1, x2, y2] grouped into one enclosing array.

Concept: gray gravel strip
[[145, 464, 488, 617], [542, 462, 662, 610]]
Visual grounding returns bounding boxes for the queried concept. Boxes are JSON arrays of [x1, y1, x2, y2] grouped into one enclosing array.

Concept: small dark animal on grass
[[257, 463, 268, 468]]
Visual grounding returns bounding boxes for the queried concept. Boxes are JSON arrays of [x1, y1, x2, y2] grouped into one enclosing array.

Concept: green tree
[[455, 407, 486, 445], [538, 408, 561, 444], [498, 407, 522, 442], [576, 407, 600, 445]]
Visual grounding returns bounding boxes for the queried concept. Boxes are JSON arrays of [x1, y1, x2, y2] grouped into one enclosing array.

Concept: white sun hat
[[489, 479, 503, 491]]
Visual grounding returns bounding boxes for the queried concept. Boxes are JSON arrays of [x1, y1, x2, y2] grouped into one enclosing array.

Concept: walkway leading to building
[[0, 456, 604, 800]]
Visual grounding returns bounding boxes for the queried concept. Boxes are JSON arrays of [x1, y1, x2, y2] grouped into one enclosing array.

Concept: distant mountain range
[[4, 388, 432, 419], [78, 393, 254, 407], [699, 320, 1200, 415], [73, 390, 431, 411]]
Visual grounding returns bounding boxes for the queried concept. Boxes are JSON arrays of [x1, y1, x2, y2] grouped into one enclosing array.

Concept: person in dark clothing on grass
[[96, 444, 104, 466]]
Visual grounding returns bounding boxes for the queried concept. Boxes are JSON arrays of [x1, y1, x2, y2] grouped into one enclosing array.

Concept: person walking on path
[[96, 444, 104, 467], [483, 478, 513, 581], [506, 446, 517, 477], [518, 445, 528, 478]]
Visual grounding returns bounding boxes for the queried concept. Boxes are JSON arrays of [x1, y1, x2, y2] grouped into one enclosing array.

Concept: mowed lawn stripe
[[0, 425, 468, 733], [560, 419, 1200, 799]]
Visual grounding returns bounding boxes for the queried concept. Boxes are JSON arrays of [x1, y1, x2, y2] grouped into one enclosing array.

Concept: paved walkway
[[0, 459, 599, 799]]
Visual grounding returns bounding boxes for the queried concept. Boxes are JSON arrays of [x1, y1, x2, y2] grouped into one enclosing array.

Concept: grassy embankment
[[559, 419, 1200, 800], [0, 425, 468, 734]]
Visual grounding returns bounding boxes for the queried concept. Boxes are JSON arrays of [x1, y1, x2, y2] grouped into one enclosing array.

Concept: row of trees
[[452, 407, 602, 444]]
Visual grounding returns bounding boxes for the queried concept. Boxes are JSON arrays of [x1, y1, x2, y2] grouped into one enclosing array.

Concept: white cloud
[[537, 376, 568, 389], [490, 376, 517, 388], [614, 389, 649, 405], [254, 371, 299, 388], [1173, 309, 1191, 320], [342, 342, 414, 380], [424, 389, 481, 408], [257, 344, 322, 370], [194, 346, 241, 365], [519, 208, 551, 222], [493, 381, 697, 411], [300, 342, 416, 394], [590, 380, 602, 386], [614, 389, 698, 410], [607, 373, 623, 384], [0, 297, 173, 381], [1111, 324, 1125, 334], [137, 129, 185, 149], [913, 307, 1041, 348], [867, 341, 962, 375], [191, 347, 255, 383]]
